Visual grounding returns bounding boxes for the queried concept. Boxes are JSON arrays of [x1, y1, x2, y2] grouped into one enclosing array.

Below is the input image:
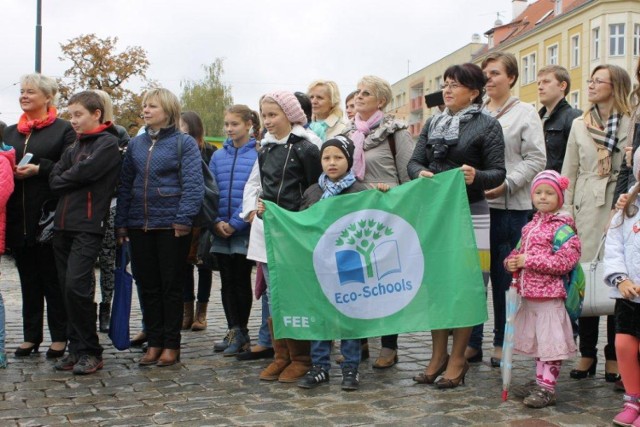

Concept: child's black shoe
[[297, 365, 329, 389], [341, 367, 360, 391]]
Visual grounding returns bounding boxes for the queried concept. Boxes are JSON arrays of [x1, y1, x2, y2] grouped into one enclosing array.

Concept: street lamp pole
[[35, 0, 42, 73]]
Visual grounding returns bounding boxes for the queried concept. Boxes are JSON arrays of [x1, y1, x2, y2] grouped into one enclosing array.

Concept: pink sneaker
[[614, 397, 640, 427]]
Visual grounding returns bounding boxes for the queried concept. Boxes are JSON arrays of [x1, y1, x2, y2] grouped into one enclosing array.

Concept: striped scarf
[[585, 105, 621, 177], [318, 170, 356, 199]]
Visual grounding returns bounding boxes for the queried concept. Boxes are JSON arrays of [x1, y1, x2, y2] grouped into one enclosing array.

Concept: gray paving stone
[[17, 416, 70, 426]]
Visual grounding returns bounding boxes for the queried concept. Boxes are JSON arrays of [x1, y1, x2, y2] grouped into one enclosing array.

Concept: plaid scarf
[[585, 105, 621, 177], [318, 170, 356, 199], [428, 104, 480, 141]]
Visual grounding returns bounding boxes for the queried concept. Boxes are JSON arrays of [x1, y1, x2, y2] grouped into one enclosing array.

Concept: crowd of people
[[0, 53, 639, 422]]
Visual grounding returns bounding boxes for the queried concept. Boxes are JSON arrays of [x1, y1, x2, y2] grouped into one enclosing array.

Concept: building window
[[547, 44, 558, 65], [522, 53, 537, 85], [609, 23, 625, 56], [634, 24, 640, 57], [571, 35, 580, 68], [570, 91, 580, 109], [593, 27, 600, 60]]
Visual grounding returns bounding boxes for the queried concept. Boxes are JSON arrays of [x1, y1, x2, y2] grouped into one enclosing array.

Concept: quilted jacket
[[505, 211, 582, 299], [407, 109, 506, 203], [209, 137, 258, 234], [603, 198, 640, 303], [115, 127, 204, 231], [0, 145, 16, 254]]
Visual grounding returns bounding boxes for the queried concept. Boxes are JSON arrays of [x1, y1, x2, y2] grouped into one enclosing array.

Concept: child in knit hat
[[505, 170, 581, 408], [254, 91, 322, 384]]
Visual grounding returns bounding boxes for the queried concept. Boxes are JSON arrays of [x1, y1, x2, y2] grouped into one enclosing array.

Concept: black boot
[[99, 302, 111, 333]]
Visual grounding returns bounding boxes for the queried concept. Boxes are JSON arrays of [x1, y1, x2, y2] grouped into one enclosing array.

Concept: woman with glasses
[[562, 64, 631, 382], [466, 52, 546, 368], [408, 62, 505, 388], [347, 75, 414, 368]]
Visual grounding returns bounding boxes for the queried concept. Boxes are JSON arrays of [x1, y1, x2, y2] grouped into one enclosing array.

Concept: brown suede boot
[[278, 339, 311, 383], [259, 317, 290, 381], [191, 302, 208, 331], [181, 302, 194, 330]]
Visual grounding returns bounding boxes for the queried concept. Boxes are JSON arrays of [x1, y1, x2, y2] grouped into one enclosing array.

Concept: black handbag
[[36, 199, 57, 243]]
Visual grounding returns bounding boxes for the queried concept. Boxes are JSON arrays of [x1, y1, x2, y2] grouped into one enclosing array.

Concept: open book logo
[[313, 209, 423, 320], [334, 219, 401, 285]]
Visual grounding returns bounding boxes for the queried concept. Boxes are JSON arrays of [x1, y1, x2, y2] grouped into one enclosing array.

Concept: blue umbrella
[[502, 272, 520, 401]]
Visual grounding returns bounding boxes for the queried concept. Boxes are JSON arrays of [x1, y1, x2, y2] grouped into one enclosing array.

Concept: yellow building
[[475, 0, 640, 110], [390, 0, 640, 135]]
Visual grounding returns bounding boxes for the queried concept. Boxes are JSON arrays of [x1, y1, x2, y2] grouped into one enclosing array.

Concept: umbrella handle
[[511, 272, 519, 289]]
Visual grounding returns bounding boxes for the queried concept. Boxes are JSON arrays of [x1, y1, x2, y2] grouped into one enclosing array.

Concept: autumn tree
[[58, 34, 151, 134], [180, 59, 233, 137]]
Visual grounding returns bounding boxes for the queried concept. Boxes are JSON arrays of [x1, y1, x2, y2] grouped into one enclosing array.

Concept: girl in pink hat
[[505, 170, 581, 408]]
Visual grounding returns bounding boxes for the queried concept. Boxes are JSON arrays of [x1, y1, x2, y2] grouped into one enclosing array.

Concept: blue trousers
[[469, 208, 529, 350], [312, 339, 360, 371]]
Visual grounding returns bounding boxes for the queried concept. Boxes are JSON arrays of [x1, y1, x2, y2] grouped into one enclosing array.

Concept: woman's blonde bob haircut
[[142, 88, 181, 128], [307, 80, 343, 120], [357, 75, 393, 109], [21, 73, 59, 108], [587, 64, 632, 116]]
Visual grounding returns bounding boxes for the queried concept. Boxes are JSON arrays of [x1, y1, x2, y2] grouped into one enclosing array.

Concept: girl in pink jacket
[[0, 142, 16, 368], [505, 170, 581, 408]]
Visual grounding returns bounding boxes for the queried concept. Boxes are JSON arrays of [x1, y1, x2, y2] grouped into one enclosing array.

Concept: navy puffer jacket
[[209, 138, 257, 234], [115, 127, 204, 231]]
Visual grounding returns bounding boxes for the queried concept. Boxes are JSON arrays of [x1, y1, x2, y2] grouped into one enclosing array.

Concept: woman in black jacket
[[407, 63, 505, 389], [4, 73, 75, 358]]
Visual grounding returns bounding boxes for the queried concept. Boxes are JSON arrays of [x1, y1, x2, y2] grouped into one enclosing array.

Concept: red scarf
[[78, 122, 111, 138], [17, 106, 58, 135]]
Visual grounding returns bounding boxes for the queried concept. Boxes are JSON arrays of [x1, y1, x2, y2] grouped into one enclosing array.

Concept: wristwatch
[[611, 275, 629, 288]]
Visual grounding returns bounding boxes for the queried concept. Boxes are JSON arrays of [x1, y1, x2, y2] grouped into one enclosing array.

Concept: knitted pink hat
[[531, 170, 570, 207], [262, 91, 307, 126]]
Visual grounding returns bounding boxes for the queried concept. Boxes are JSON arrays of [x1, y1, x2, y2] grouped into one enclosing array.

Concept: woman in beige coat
[[561, 64, 631, 383], [308, 80, 349, 142], [347, 75, 415, 368]]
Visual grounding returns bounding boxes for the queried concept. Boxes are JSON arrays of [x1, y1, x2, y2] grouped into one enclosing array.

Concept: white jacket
[[603, 197, 640, 303]]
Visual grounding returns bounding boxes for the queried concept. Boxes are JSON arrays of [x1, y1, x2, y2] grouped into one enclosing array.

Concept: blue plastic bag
[[109, 243, 133, 350]]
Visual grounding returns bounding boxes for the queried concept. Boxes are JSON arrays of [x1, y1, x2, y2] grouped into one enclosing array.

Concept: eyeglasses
[[354, 89, 373, 97], [441, 82, 463, 90], [586, 78, 613, 86]]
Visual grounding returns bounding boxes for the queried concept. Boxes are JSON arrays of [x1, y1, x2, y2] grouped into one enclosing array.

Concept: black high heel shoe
[[14, 343, 40, 357], [569, 357, 597, 379], [605, 360, 621, 382], [46, 343, 67, 359], [414, 354, 449, 384]]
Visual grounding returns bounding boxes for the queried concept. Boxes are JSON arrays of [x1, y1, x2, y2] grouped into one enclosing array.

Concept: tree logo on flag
[[313, 209, 424, 319]]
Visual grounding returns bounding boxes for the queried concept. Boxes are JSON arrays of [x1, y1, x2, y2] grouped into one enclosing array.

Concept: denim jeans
[[257, 292, 272, 348], [312, 339, 360, 371], [469, 208, 529, 350]]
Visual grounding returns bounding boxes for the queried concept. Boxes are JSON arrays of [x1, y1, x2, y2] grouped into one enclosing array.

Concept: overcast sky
[[1, 0, 515, 127]]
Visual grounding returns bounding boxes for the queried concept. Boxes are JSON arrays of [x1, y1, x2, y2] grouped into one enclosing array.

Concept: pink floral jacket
[[504, 211, 581, 299]]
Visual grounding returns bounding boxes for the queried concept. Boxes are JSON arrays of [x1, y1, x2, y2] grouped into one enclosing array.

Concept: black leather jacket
[[258, 133, 322, 212], [539, 99, 582, 173], [407, 109, 506, 204]]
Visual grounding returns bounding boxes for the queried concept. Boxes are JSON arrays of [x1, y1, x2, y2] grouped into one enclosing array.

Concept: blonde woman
[[308, 80, 349, 142], [115, 88, 204, 367]]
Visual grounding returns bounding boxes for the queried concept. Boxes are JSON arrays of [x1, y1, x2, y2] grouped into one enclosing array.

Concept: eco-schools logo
[[313, 209, 423, 319]]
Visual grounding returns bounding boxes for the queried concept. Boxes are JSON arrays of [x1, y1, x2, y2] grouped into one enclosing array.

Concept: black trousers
[[13, 243, 67, 344], [129, 229, 191, 349], [216, 253, 253, 330], [578, 315, 617, 361], [53, 231, 103, 356]]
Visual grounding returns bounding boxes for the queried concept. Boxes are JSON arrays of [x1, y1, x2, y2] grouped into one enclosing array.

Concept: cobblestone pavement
[[0, 257, 622, 426]]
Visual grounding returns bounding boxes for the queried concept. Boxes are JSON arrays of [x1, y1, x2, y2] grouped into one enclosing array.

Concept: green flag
[[264, 169, 487, 340]]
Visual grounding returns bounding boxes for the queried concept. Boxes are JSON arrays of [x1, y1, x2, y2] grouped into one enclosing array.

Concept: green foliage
[[335, 219, 394, 278], [180, 59, 233, 137]]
